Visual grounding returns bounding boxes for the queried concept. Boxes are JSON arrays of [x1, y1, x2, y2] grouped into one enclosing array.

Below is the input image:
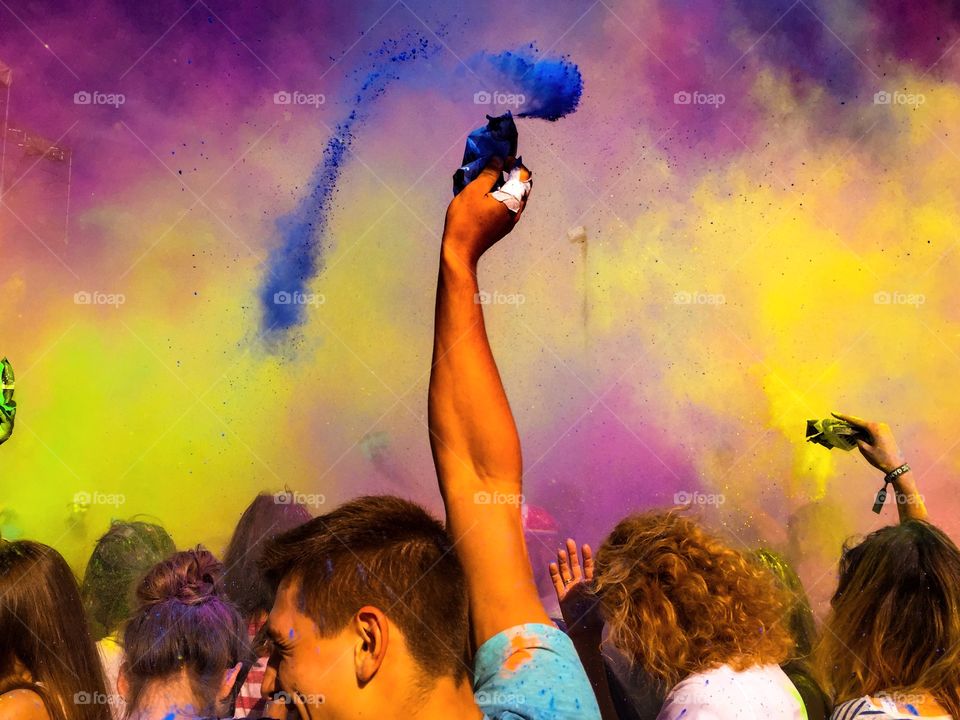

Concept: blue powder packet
[[453, 112, 518, 196]]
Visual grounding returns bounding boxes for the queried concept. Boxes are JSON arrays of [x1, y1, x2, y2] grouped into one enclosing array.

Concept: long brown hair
[[815, 520, 960, 715], [121, 547, 248, 718], [0, 539, 111, 720], [222, 491, 311, 624], [594, 511, 794, 689]]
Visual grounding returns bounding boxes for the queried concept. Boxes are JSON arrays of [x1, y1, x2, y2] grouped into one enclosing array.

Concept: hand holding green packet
[[806, 417, 865, 451], [0, 357, 15, 445]]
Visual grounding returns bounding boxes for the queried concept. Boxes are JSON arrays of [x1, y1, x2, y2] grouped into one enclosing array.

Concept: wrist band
[[885, 463, 911, 483], [872, 463, 910, 514]]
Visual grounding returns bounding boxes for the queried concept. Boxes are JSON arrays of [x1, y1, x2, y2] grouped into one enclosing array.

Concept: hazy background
[[2, 0, 959, 617]]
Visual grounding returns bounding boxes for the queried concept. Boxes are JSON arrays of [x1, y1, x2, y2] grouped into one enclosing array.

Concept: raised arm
[[428, 157, 549, 646], [833, 412, 927, 523]]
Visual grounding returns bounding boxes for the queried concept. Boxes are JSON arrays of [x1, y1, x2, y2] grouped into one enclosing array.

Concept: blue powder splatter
[[259, 35, 435, 343], [474, 44, 583, 121]]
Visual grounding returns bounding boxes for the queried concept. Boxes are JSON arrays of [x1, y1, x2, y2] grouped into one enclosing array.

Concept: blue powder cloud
[[473, 44, 583, 121]]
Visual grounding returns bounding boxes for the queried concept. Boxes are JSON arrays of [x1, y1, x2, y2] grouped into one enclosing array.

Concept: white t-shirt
[[96, 634, 125, 720], [657, 663, 806, 720]]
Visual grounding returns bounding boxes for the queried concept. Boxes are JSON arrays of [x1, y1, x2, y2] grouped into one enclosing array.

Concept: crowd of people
[[1, 157, 958, 720]]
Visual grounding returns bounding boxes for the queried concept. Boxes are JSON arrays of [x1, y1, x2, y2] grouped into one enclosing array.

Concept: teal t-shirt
[[473, 623, 601, 720]]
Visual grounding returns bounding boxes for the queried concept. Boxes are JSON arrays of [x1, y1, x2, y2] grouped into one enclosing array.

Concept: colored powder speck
[[474, 45, 582, 121], [288, 627, 294, 639], [259, 35, 436, 344], [501, 632, 535, 674], [906, 705, 919, 716]]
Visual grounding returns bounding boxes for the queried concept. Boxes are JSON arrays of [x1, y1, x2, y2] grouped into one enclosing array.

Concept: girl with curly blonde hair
[[551, 511, 805, 720]]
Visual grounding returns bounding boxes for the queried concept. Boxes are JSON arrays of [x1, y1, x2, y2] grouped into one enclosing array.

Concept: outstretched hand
[[832, 412, 905, 474], [549, 539, 603, 636], [834, 411, 926, 522], [442, 156, 531, 266]]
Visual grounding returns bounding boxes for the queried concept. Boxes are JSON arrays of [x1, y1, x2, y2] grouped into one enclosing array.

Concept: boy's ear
[[354, 606, 389, 684], [117, 666, 129, 699], [219, 661, 244, 701]]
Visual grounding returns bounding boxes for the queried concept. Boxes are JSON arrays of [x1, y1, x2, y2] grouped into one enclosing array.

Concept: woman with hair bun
[[119, 548, 249, 720]]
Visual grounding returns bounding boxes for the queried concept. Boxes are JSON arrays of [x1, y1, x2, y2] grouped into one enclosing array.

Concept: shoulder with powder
[[0, 689, 52, 720]]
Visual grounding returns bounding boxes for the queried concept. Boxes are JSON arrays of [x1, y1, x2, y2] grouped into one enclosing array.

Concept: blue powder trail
[[473, 44, 583, 121], [259, 35, 433, 343]]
